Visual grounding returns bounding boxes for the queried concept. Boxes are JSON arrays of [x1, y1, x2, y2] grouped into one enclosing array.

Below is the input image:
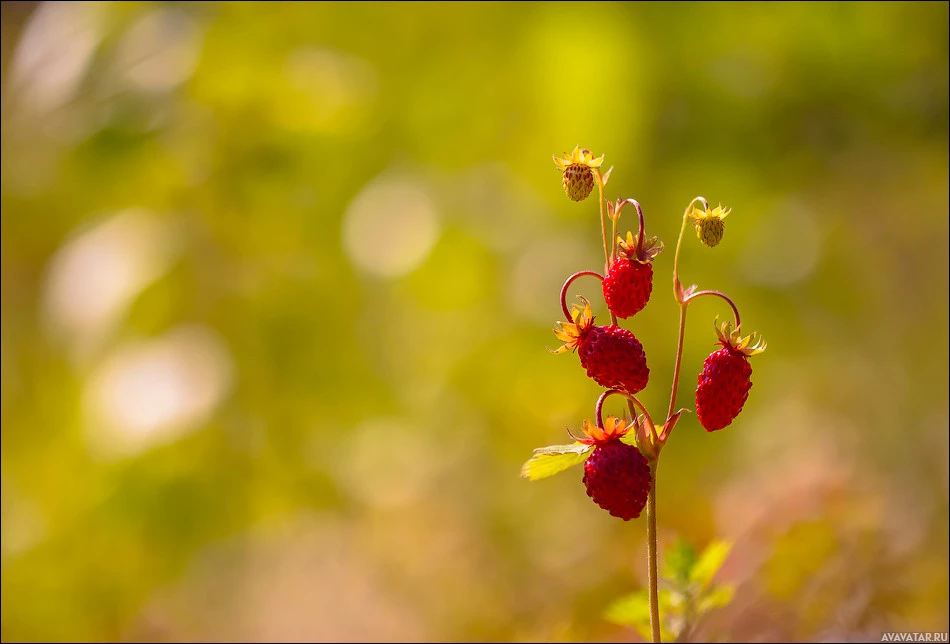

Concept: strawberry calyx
[[714, 318, 767, 357], [570, 416, 632, 445], [552, 146, 605, 172], [551, 296, 596, 354], [616, 230, 664, 265]]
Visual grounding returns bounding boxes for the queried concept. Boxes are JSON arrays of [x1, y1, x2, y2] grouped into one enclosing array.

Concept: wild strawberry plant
[[522, 147, 767, 642]]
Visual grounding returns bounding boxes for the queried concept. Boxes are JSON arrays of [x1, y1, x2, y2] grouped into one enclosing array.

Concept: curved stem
[[559, 270, 604, 321], [594, 389, 620, 428], [594, 388, 657, 436], [631, 199, 646, 254], [626, 398, 639, 430], [666, 197, 710, 425], [683, 289, 741, 329], [612, 198, 646, 253], [647, 461, 661, 643], [610, 212, 619, 264], [672, 196, 708, 296], [666, 300, 690, 423]]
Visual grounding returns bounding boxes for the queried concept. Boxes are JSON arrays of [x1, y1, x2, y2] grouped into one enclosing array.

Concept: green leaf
[[663, 537, 698, 586], [689, 540, 732, 588], [519, 442, 592, 481], [603, 590, 675, 642], [697, 584, 735, 613]]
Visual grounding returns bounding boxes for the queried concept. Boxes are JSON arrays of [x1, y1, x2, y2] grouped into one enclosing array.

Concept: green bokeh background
[[1, 1, 947, 641]]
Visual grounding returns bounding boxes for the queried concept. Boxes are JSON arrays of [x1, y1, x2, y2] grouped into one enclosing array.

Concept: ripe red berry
[[552, 298, 650, 394], [602, 231, 663, 319], [583, 439, 651, 521], [577, 324, 649, 394], [695, 320, 766, 432], [604, 259, 653, 319], [696, 347, 752, 431]]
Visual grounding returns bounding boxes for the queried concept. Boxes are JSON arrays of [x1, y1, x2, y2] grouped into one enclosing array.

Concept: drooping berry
[[584, 441, 651, 520], [689, 203, 731, 248], [571, 417, 652, 521], [552, 146, 604, 202], [695, 320, 766, 431], [578, 324, 649, 393], [553, 298, 650, 394], [603, 230, 664, 319]]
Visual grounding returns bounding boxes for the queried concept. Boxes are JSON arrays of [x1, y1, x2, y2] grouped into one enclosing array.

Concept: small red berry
[[695, 320, 766, 432], [603, 231, 663, 319], [552, 298, 649, 394], [604, 260, 653, 319], [578, 324, 649, 394], [583, 439, 651, 521], [570, 417, 652, 521]]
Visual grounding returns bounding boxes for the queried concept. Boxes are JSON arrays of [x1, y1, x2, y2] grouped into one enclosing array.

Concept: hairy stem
[[672, 196, 708, 293], [666, 197, 711, 426], [648, 461, 661, 643], [611, 212, 619, 264], [595, 389, 656, 439], [683, 289, 741, 329], [631, 199, 646, 254], [559, 271, 604, 321], [666, 301, 690, 423], [595, 170, 609, 273], [594, 389, 619, 428], [624, 391, 658, 444]]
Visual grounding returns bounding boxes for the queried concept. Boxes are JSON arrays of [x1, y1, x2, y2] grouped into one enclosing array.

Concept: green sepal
[[519, 442, 592, 481]]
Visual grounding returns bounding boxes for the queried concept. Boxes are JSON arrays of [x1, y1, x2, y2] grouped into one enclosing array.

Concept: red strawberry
[[553, 298, 649, 394], [603, 231, 663, 319], [578, 324, 649, 393], [695, 320, 767, 432], [574, 417, 652, 521]]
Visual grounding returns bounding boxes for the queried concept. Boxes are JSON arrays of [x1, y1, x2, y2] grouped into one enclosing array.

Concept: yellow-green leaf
[[698, 584, 735, 613], [519, 442, 592, 481], [690, 540, 732, 588], [603, 590, 675, 642]]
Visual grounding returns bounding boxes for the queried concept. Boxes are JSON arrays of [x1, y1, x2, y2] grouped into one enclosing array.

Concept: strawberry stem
[[594, 389, 616, 429], [647, 462, 661, 643], [594, 168, 610, 273], [683, 289, 741, 329], [664, 291, 740, 427], [666, 301, 690, 424], [672, 196, 709, 301], [625, 393, 658, 446], [613, 198, 646, 256], [559, 271, 604, 321], [594, 389, 656, 436], [594, 389, 658, 441]]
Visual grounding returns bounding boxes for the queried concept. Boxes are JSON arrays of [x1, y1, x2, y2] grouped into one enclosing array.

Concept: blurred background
[[1, 1, 947, 641]]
